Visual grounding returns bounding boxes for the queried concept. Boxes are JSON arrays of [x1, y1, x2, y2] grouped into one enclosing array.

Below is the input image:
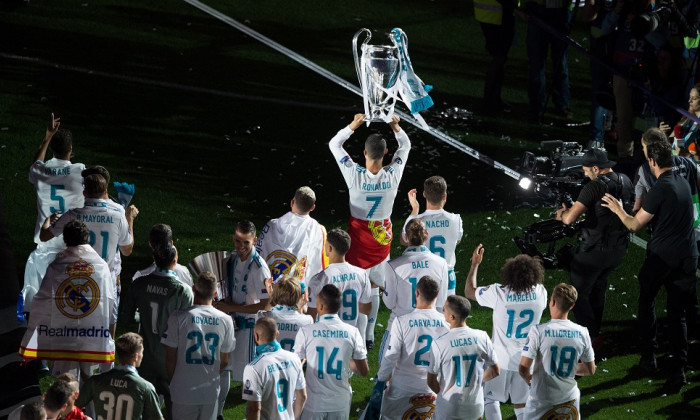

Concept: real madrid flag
[[19, 244, 117, 363]]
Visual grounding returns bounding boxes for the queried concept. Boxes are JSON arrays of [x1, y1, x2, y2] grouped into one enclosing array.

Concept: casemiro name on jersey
[[312, 329, 350, 338]]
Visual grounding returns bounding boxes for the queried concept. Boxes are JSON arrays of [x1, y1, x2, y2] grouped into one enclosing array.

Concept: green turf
[[2, 0, 699, 418]]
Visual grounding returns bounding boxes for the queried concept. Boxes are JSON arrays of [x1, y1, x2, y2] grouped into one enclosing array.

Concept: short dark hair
[[153, 243, 177, 270], [270, 275, 302, 307], [44, 381, 72, 412], [63, 220, 90, 247], [255, 317, 278, 343], [294, 187, 316, 213], [424, 176, 447, 205], [235, 220, 256, 236], [20, 402, 45, 420], [405, 218, 428, 246], [194, 271, 218, 300], [646, 141, 673, 168], [552, 283, 577, 312], [149, 224, 173, 249], [501, 254, 544, 295], [81, 165, 111, 184], [446, 295, 471, 322], [318, 284, 342, 314], [327, 228, 351, 255], [115, 332, 143, 362], [49, 129, 72, 158], [83, 174, 107, 198], [416, 275, 439, 302], [365, 133, 387, 160], [641, 127, 670, 147]]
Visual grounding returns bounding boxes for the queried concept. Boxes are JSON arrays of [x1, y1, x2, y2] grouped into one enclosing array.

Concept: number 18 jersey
[[161, 304, 236, 405], [475, 283, 547, 371]]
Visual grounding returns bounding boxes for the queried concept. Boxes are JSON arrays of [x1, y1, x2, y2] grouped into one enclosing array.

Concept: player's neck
[[550, 309, 569, 320], [450, 321, 467, 329], [365, 159, 383, 174], [415, 301, 433, 310], [195, 297, 213, 306], [425, 202, 444, 211], [329, 255, 345, 264]]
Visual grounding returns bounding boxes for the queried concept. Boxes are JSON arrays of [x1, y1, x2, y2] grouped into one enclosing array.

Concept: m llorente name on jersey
[[56, 259, 101, 319]]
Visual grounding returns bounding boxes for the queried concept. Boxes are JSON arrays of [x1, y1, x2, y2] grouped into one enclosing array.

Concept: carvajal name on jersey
[[408, 318, 445, 328], [278, 323, 299, 332], [544, 329, 583, 338], [110, 378, 128, 389], [191, 315, 220, 325], [312, 329, 349, 338], [506, 292, 537, 303], [38, 324, 111, 338], [267, 360, 294, 373], [450, 337, 477, 347], [412, 260, 429, 269], [425, 219, 450, 228], [332, 273, 357, 283], [146, 285, 168, 296], [361, 181, 391, 191], [78, 214, 114, 224], [44, 167, 71, 176]]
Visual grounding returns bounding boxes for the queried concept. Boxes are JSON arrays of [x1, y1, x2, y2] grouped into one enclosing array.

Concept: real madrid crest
[[56, 259, 100, 319], [402, 394, 436, 420], [267, 250, 307, 281]]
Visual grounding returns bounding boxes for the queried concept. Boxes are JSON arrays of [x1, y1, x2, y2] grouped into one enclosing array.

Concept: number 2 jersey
[[475, 283, 548, 371], [29, 158, 85, 244], [75, 365, 162, 420], [329, 125, 410, 269], [293, 314, 366, 413], [522, 319, 594, 406], [161, 304, 236, 405]]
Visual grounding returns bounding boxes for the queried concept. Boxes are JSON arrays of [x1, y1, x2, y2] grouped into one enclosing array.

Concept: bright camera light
[[519, 177, 532, 190]]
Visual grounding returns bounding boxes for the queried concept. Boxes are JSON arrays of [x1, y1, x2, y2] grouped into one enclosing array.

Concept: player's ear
[[276, 331, 280, 339]]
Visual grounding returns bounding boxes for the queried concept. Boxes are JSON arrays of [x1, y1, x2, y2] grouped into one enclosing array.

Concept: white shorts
[[524, 392, 580, 420], [300, 409, 349, 420], [484, 369, 530, 405], [367, 257, 389, 288], [434, 400, 483, 420], [51, 361, 100, 380], [380, 386, 435, 420], [172, 401, 218, 420]]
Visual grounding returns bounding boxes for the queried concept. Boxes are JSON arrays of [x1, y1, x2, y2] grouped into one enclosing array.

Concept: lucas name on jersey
[[312, 329, 349, 338], [412, 260, 430, 269], [544, 329, 583, 339], [506, 292, 538, 303], [425, 219, 451, 228], [191, 315, 221, 325], [78, 214, 114, 224], [332, 273, 357, 283], [43, 167, 72, 176], [408, 318, 445, 328], [450, 337, 479, 347], [361, 181, 391, 191]]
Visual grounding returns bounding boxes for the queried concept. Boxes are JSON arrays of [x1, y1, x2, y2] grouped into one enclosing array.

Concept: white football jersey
[[329, 126, 410, 221], [256, 211, 327, 282], [261, 305, 313, 352], [29, 158, 85, 243], [224, 250, 270, 306], [476, 283, 548, 371], [161, 304, 235, 405], [293, 314, 366, 413], [383, 246, 449, 327], [522, 319, 594, 406], [242, 347, 306, 420], [307, 262, 371, 327], [132, 262, 193, 287], [377, 308, 449, 394], [49, 198, 131, 273], [403, 209, 463, 270], [428, 326, 498, 419]]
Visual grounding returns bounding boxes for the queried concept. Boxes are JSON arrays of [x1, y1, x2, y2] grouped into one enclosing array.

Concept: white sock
[[366, 288, 380, 342], [514, 407, 525, 420], [357, 313, 368, 342], [484, 399, 502, 420], [218, 371, 230, 416]]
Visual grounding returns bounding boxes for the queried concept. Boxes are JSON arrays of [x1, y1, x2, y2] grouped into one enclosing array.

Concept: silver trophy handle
[[352, 28, 372, 89]]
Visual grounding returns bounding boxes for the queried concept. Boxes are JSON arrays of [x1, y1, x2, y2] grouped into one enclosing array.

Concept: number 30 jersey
[[161, 304, 236, 405], [475, 283, 547, 371], [522, 319, 594, 406], [329, 126, 410, 221]]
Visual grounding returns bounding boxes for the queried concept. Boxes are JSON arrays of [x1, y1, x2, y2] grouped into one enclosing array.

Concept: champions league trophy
[[189, 251, 229, 301], [353, 28, 401, 123]]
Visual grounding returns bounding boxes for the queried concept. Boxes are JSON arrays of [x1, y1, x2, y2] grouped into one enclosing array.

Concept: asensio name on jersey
[[329, 125, 410, 269]]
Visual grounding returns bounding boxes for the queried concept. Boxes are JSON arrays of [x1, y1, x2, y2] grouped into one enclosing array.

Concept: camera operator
[[555, 148, 634, 348]]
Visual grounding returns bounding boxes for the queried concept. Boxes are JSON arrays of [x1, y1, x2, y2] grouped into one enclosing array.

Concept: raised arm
[[464, 244, 484, 300], [32, 113, 60, 166]]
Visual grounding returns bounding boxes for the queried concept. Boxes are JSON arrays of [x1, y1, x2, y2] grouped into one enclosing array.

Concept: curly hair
[[500, 254, 544, 295]]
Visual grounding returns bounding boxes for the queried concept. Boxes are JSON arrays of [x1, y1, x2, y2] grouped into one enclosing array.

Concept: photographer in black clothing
[[555, 148, 634, 346]]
